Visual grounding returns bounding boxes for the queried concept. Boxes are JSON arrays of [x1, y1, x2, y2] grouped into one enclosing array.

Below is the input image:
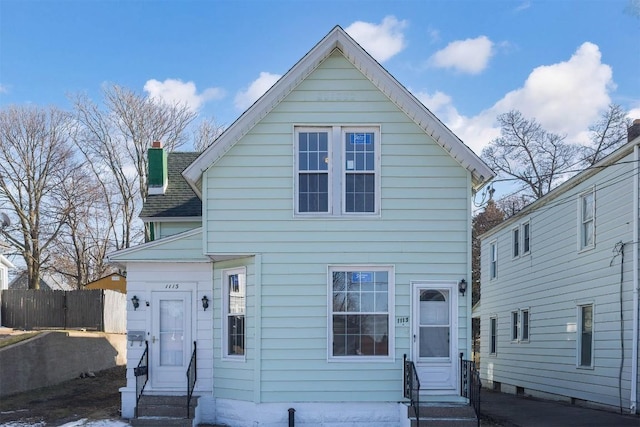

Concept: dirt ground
[[0, 364, 126, 426]]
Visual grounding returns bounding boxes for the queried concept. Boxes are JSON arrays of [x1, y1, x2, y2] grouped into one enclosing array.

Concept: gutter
[[631, 143, 639, 414]]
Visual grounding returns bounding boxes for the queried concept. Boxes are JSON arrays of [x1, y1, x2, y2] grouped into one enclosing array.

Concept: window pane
[[228, 315, 245, 355], [299, 173, 328, 212], [345, 173, 375, 213], [522, 311, 529, 340], [419, 326, 449, 357], [490, 318, 497, 354], [523, 223, 530, 253], [331, 269, 389, 357], [512, 312, 519, 340], [513, 229, 519, 257], [580, 305, 593, 366]]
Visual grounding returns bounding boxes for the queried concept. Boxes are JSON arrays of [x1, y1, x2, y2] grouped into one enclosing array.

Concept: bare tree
[[193, 116, 225, 152], [71, 84, 197, 247], [0, 105, 77, 289], [581, 104, 632, 166], [481, 110, 580, 200]]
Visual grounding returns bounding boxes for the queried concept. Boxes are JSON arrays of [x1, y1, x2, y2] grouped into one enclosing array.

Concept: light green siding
[[156, 221, 201, 239], [204, 51, 472, 402]]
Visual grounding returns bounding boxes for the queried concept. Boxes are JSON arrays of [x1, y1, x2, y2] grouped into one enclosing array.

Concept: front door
[[150, 291, 192, 389], [412, 282, 457, 394]]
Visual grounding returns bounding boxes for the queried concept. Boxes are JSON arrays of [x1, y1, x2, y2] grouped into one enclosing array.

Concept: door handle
[[152, 336, 157, 343], [413, 334, 416, 343]]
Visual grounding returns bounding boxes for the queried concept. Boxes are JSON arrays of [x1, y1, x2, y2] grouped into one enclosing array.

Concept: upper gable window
[[512, 228, 520, 258], [489, 241, 498, 280], [579, 189, 595, 251], [295, 126, 380, 216], [522, 222, 530, 254]]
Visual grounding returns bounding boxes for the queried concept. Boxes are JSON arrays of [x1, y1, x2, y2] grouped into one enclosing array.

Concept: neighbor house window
[[512, 228, 520, 258], [329, 266, 393, 359], [522, 222, 530, 254], [295, 126, 380, 216], [521, 309, 530, 341], [490, 241, 498, 279], [490, 316, 497, 355], [222, 267, 246, 359], [579, 190, 595, 250], [578, 304, 594, 367], [511, 311, 519, 341]]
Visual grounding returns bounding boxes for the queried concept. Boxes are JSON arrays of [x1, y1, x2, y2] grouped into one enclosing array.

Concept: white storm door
[[151, 291, 192, 389], [412, 284, 457, 393]]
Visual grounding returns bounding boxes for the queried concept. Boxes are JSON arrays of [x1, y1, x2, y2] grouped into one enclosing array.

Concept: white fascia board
[[139, 216, 202, 223], [0, 254, 15, 269]]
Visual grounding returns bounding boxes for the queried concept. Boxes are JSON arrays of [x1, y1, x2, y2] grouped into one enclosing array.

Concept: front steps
[[408, 402, 478, 427], [130, 395, 197, 427]]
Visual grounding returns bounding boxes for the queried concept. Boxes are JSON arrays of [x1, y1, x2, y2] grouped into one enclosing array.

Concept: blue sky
[[1, 0, 639, 160]]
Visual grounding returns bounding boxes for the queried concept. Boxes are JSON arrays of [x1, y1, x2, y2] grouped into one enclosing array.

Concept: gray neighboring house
[[478, 120, 640, 414]]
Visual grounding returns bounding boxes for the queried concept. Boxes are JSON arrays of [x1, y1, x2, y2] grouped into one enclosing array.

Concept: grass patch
[[0, 332, 41, 349]]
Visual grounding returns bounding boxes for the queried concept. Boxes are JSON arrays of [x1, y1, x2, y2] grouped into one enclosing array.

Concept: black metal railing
[[403, 354, 420, 427], [186, 341, 197, 419], [133, 341, 149, 418], [460, 353, 481, 427]]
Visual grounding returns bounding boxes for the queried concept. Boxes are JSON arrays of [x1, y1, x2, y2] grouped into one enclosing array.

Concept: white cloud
[[234, 72, 281, 111], [0, 84, 8, 94], [429, 36, 494, 74], [345, 16, 408, 63], [143, 78, 225, 112], [514, 1, 531, 12]]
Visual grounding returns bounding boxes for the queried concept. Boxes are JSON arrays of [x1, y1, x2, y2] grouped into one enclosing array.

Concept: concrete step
[[132, 395, 198, 426], [408, 403, 478, 427], [130, 417, 192, 427]]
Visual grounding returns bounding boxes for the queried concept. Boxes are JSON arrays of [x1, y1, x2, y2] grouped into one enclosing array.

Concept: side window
[[511, 311, 519, 341], [521, 309, 530, 341], [577, 304, 594, 367], [579, 189, 595, 250], [329, 266, 393, 360], [512, 228, 520, 258], [490, 316, 497, 355], [522, 222, 530, 254], [490, 241, 498, 280], [222, 267, 246, 359]]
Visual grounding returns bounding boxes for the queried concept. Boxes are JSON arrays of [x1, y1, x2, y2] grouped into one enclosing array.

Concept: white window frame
[[489, 240, 498, 280], [521, 309, 530, 342], [490, 316, 497, 355], [512, 227, 520, 258], [327, 265, 394, 362], [578, 188, 595, 251], [294, 125, 381, 217], [522, 222, 531, 255], [511, 311, 519, 341], [577, 304, 594, 368], [222, 267, 246, 361]]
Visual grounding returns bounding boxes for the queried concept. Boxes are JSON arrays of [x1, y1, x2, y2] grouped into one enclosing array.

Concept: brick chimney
[[628, 119, 640, 142], [148, 141, 167, 195]]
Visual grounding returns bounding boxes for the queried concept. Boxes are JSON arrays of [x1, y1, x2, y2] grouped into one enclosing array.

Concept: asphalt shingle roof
[[140, 152, 202, 219]]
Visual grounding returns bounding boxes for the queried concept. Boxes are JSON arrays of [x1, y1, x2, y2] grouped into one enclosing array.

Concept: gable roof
[[140, 152, 201, 220], [183, 25, 494, 193], [480, 136, 640, 240]]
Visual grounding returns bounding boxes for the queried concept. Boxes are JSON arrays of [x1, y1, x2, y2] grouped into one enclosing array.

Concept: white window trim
[[522, 221, 531, 255], [511, 311, 519, 341], [577, 303, 594, 369], [512, 227, 520, 259], [489, 315, 498, 355], [578, 188, 595, 252], [294, 125, 381, 218], [327, 264, 394, 362], [221, 267, 247, 361], [520, 308, 530, 342], [489, 240, 498, 280]]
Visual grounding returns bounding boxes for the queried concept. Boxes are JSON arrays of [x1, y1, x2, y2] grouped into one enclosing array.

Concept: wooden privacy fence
[[0, 289, 126, 333]]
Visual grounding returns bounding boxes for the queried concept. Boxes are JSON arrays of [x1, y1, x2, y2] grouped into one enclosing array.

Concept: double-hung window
[[521, 309, 530, 341], [222, 267, 246, 359], [512, 228, 520, 258], [577, 304, 594, 367], [489, 241, 498, 280], [295, 126, 380, 216], [511, 311, 519, 341], [511, 309, 530, 343], [490, 316, 497, 355], [579, 189, 595, 250], [522, 222, 530, 254], [329, 266, 393, 360]]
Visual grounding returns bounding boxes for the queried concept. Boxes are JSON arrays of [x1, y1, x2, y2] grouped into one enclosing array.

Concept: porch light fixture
[[201, 295, 209, 311], [458, 279, 467, 296], [131, 295, 140, 310]]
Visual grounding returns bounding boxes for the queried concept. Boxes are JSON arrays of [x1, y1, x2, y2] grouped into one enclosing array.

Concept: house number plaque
[[396, 316, 409, 326], [165, 284, 180, 289]]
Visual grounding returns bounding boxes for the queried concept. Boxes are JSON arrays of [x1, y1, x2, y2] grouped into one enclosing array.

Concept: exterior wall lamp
[[201, 295, 209, 311], [131, 295, 140, 310], [458, 279, 467, 296]]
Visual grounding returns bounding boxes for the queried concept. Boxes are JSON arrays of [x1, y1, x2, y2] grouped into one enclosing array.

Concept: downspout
[[631, 143, 639, 414]]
